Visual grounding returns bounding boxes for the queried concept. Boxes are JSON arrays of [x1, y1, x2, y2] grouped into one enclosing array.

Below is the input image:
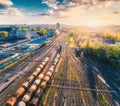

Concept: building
[[56, 23, 60, 30], [28, 31, 39, 38], [47, 29, 55, 37], [16, 30, 30, 39], [8, 26, 17, 38], [16, 30, 39, 39]]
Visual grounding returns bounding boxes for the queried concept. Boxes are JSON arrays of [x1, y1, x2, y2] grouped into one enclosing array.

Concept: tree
[[25, 34, 30, 39], [0, 31, 8, 38], [30, 27, 37, 31], [103, 31, 120, 42], [106, 45, 120, 59], [40, 28, 47, 36], [18, 27, 28, 31]]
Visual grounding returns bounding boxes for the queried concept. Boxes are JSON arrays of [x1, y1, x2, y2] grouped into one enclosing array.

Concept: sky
[[0, 0, 120, 25]]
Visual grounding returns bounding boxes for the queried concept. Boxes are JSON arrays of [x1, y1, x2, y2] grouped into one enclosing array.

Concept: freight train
[[6, 53, 61, 106], [6, 57, 49, 106]]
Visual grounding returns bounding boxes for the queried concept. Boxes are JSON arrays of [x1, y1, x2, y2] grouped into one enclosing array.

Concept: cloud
[[41, 0, 120, 19], [0, 0, 13, 8], [29, 9, 55, 17], [113, 11, 120, 14], [0, 8, 23, 16], [42, 0, 120, 10], [0, 1, 23, 16]]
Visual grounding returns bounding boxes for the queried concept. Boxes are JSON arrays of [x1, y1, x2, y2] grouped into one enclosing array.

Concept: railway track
[[67, 48, 95, 106], [68, 47, 115, 105], [41, 33, 118, 106], [80, 56, 116, 105], [44, 40, 95, 106], [0, 35, 63, 106], [0, 35, 61, 83]]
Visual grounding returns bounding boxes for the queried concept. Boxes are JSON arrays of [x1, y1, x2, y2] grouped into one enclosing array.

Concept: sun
[[89, 20, 100, 26]]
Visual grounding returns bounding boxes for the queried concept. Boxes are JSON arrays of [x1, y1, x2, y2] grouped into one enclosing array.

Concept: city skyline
[[0, 0, 120, 25]]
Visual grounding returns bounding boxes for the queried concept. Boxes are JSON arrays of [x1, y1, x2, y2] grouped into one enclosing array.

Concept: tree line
[[0, 31, 8, 38], [18, 27, 47, 37], [103, 32, 120, 42], [81, 37, 120, 61]]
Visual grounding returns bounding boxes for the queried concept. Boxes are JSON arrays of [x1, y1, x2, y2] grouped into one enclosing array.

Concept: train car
[[51, 65, 55, 69], [56, 54, 60, 58], [54, 58, 59, 63], [38, 73, 44, 79], [27, 75, 35, 83], [114, 100, 120, 106], [22, 82, 29, 89], [22, 93, 31, 103], [17, 101, 26, 106], [29, 97, 39, 106], [53, 61, 57, 66], [6, 96, 17, 106], [16, 87, 26, 98], [50, 64, 55, 68], [39, 64, 44, 69], [34, 88, 43, 97], [43, 76, 50, 82], [33, 79, 41, 86], [44, 57, 49, 62], [49, 66, 54, 73], [45, 71, 52, 77], [35, 68, 41, 73], [35, 70, 41, 76], [97, 74, 106, 84], [29, 85, 37, 94], [16, 81, 30, 98], [8, 82, 30, 104], [32, 71, 39, 77], [40, 81, 47, 89], [41, 61, 46, 66]]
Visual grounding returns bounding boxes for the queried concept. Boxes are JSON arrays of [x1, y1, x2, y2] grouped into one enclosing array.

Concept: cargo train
[[6, 57, 50, 106], [6, 53, 61, 106]]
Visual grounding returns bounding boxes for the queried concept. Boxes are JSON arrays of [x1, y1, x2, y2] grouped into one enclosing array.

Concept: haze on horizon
[[0, 0, 120, 25]]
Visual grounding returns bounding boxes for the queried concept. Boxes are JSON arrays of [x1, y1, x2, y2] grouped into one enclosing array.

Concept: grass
[[66, 35, 77, 48], [98, 94, 111, 106]]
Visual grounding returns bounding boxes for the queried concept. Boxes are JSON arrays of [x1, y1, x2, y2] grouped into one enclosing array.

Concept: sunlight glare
[[89, 20, 100, 26]]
